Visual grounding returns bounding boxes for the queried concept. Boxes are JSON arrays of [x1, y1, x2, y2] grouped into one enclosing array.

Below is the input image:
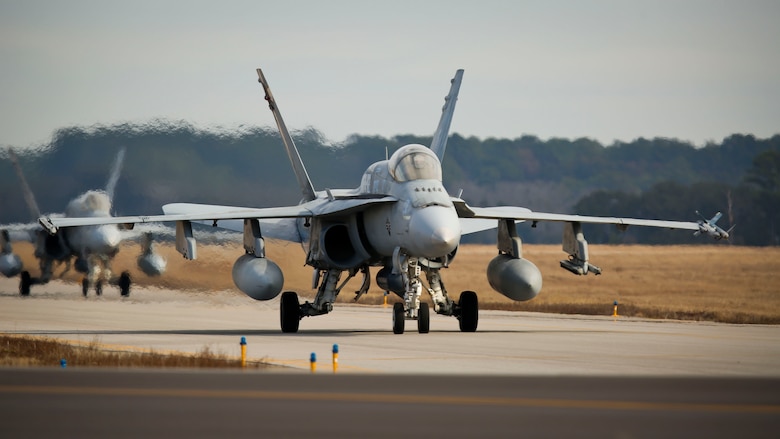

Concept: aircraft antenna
[[430, 69, 464, 161], [256, 68, 317, 202]]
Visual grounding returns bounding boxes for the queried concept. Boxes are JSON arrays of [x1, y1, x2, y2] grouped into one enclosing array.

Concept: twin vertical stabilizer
[[256, 68, 464, 199], [256, 69, 317, 202], [430, 69, 464, 161]]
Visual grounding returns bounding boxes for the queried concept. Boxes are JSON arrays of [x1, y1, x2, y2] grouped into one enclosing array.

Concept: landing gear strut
[[387, 250, 481, 334]]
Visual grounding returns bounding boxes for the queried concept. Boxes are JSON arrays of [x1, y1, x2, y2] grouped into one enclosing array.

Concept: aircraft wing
[[0, 223, 41, 242], [160, 197, 396, 242], [463, 205, 702, 231], [38, 205, 311, 233], [39, 197, 398, 235]]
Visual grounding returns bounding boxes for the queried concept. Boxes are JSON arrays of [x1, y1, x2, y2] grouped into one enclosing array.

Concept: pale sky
[[1, 0, 778, 149]]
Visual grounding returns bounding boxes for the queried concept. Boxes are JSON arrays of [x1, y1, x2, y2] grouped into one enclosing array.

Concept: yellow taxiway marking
[[1, 385, 778, 415]]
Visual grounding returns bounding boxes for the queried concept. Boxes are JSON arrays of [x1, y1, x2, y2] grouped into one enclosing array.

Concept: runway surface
[[1, 369, 779, 438], [2, 279, 780, 437], [1, 278, 778, 376]]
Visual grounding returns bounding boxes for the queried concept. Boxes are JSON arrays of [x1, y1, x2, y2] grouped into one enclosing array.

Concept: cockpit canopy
[[388, 144, 442, 182]]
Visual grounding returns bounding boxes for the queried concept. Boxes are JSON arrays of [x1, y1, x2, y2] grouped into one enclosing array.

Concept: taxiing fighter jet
[[38, 68, 730, 332], [1, 148, 166, 296]]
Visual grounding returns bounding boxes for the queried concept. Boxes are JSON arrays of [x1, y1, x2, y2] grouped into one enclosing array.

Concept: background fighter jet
[[1, 147, 166, 296], [39, 68, 729, 333]]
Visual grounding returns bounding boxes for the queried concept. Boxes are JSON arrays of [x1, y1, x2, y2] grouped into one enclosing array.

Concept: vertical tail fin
[[7, 148, 41, 220], [256, 68, 317, 202], [430, 69, 464, 161], [105, 147, 126, 203]]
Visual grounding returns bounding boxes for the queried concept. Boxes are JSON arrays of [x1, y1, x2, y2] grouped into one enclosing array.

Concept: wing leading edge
[[458, 204, 732, 241], [39, 197, 398, 234], [465, 206, 701, 231], [39, 205, 310, 233]]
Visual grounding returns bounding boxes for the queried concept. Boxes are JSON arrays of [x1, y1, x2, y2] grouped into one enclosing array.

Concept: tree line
[[1, 121, 778, 245]]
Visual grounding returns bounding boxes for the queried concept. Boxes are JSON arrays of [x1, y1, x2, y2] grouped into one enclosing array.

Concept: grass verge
[[0, 335, 269, 369]]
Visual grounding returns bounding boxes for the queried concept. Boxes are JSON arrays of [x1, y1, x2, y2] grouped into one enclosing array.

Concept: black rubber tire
[[280, 291, 300, 333], [19, 271, 31, 297], [118, 271, 131, 297], [82, 278, 89, 297], [417, 302, 430, 334], [392, 302, 405, 334], [458, 291, 478, 332]]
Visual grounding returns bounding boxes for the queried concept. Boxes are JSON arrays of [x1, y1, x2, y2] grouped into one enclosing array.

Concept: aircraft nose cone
[[408, 206, 461, 258], [87, 225, 122, 255], [430, 225, 459, 251]]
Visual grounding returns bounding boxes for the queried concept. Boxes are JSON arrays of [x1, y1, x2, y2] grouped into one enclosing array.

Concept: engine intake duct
[[308, 217, 372, 270]]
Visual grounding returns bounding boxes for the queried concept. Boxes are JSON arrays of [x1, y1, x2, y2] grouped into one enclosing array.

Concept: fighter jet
[[38, 68, 730, 333], [1, 148, 166, 296]]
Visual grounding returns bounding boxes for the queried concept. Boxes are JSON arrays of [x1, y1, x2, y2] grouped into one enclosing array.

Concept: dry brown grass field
[[0, 335, 265, 368], [11, 241, 780, 324]]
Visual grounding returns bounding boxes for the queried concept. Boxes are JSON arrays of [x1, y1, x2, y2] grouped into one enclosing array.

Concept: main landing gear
[[280, 291, 301, 333], [80, 271, 131, 297], [388, 253, 480, 334], [457, 291, 478, 332], [276, 258, 480, 334], [278, 288, 479, 334], [18, 269, 129, 298]]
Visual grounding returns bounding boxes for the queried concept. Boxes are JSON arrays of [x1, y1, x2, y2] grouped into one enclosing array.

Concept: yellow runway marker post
[[332, 344, 339, 374], [240, 337, 247, 368], [613, 301, 619, 318], [310, 353, 317, 374]]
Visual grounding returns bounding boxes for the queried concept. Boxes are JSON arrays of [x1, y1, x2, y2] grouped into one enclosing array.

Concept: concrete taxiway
[[1, 278, 778, 376]]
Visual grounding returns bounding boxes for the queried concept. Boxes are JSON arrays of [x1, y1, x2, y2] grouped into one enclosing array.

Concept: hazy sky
[[1, 0, 778, 149]]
